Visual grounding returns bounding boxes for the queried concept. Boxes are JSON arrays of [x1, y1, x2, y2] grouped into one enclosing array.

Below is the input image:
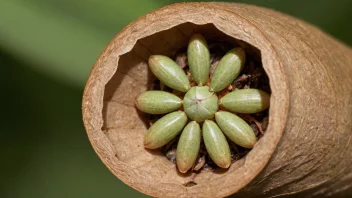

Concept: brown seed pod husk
[[82, 2, 352, 197]]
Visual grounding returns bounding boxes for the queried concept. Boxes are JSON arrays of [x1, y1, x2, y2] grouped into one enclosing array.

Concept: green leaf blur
[[1, 0, 351, 198]]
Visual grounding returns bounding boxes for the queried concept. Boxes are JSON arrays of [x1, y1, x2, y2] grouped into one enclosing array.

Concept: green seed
[[176, 121, 201, 173], [183, 86, 218, 122], [144, 111, 188, 149], [135, 91, 182, 114], [149, 55, 191, 92], [210, 48, 246, 92], [202, 120, 231, 168], [187, 34, 210, 85], [219, 89, 270, 113], [215, 111, 257, 148]]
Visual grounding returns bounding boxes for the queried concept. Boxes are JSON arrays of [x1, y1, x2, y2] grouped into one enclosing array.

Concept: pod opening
[[101, 22, 270, 174]]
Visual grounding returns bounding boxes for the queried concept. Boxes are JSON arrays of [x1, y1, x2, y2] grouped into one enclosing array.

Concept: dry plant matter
[[82, 2, 352, 197]]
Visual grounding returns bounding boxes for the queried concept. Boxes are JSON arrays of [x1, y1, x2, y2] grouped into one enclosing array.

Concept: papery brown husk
[[82, 2, 352, 197]]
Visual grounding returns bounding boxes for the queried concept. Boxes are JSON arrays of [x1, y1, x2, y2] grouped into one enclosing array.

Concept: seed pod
[[187, 34, 210, 85], [149, 55, 191, 92], [144, 111, 188, 149], [215, 111, 257, 148], [219, 89, 270, 113], [135, 91, 182, 114], [176, 121, 201, 173], [202, 120, 231, 168], [210, 48, 246, 92], [183, 86, 218, 122]]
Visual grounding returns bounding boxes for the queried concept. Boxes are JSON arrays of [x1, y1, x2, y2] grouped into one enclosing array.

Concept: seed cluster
[[135, 34, 270, 173]]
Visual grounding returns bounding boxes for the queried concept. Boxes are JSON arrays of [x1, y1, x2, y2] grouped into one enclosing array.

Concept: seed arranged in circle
[[215, 111, 257, 148], [187, 34, 210, 86], [136, 91, 182, 114], [149, 55, 190, 92], [203, 120, 231, 169], [219, 89, 270, 113], [135, 34, 271, 173], [176, 121, 201, 173], [144, 111, 188, 149]]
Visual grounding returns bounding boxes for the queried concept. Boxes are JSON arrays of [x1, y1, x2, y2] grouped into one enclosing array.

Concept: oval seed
[[202, 120, 231, 168], [176, 121, 201, 173], [144, 111, 188, 149], [149, 55, 191, 92], [135, 91, 182, 114], [219, 89, 270, 113], [215, 111, 257, 148], [210, 48, 246, 92], [187, 34, 210, 85]]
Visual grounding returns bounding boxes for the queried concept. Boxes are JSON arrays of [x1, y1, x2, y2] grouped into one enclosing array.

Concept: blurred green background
[[1, 0, 351, 197]]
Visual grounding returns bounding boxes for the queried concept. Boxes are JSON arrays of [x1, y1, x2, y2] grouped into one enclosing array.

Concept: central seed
[[183, 86, 219, 122]]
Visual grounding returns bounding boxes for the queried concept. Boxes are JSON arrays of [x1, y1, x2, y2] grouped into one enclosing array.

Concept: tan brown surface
[[82, 2, 352, 197]]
